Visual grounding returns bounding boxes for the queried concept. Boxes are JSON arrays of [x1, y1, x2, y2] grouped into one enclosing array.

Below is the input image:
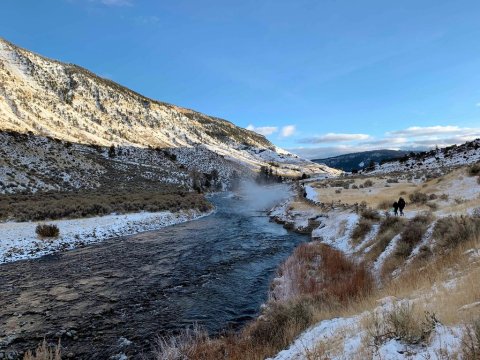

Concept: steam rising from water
[[235, 181, 292, 212]]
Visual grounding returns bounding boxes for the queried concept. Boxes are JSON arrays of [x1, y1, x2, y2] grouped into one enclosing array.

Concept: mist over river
[[0, 184, 308, 359]]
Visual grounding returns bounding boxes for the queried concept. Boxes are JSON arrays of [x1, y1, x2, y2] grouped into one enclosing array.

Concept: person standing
[[398, 197, 406, 216], [393, 201, 399, 216]]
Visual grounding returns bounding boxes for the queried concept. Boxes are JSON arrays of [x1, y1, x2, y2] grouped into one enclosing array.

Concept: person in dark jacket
[[398, 197, 406, 216], [393, 201, 399, 216]]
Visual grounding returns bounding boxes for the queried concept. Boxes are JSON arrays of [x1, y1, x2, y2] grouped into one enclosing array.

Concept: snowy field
[[0, 209, 212, 264]]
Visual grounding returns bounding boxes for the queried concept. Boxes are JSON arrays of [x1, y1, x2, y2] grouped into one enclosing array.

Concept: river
[[0, 185, 308, 359]]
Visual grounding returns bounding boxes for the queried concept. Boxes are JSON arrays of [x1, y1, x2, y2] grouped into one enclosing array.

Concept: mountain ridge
[[0, 37, 339, 188]]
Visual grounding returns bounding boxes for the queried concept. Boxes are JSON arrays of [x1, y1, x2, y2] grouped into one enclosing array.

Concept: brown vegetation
[[433, 216, 480, 250], [364, 216, 406, 263], [35, 224, 60, 238], [153, 244, 373, 360], [23, 339, 61, 360], [0, 188, 212, 222]]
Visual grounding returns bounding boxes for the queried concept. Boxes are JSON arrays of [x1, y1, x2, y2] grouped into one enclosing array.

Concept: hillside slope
[[313, 150, 411, 172], [0, 37, 336, 182]]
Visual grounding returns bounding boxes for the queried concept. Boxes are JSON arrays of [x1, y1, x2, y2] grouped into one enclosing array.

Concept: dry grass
[[433, 216, 480, 250], [0, 188, 211, 221], [363, 216, 406, 263], [379, 213, 433, 279], [23, 339, 61, 360], [154, 244, 373, 360], [35, 224, 60, 238], [462, 318, 480, 360], [468, 162, 480, 176], [351, 219, 373, 244], [365, 303, 437, 346]]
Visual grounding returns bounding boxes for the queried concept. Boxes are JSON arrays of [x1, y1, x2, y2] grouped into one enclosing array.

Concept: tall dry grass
[[23, 339, 61, 360], [153, 243, 374, 360]]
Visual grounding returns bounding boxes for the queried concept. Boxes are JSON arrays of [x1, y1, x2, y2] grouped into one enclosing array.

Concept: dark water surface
[[0, 187, 307, 359]]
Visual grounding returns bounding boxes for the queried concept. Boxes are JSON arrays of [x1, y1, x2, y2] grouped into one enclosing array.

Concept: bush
[[409, 191, 428, 204], [377, 200, 392, 210], [468, 162, 480, 176], [462, 318, 480, 360], [23, 339, 61, 360], [363, 179, 374, 188], [361, 208, 381, 221], [250, 300, 314, 349], [35, 224, 60, 238], [426, 202, 438, 211], [397, 213, 432, 258], [367, 304, 437, 347], [385, 304, 436, 344], [352, 219, 373, 244], [433, 216, 480, 249]]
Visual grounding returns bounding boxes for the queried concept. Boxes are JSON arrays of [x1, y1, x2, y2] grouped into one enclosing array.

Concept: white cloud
[[300, 133, 370, 144], [281, 125, 296, 138], [100, 0, 132, 6], [388, 125, 467, 137], [246, 124, 278, 136], [290, 124, 480, 159]]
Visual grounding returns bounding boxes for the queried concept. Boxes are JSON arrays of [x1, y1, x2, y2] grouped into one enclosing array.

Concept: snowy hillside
[[368, 139, 480, 175], [0, 37, 337, 181]]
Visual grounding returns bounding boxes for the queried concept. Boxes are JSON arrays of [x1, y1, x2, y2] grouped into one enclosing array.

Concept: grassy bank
[[0, 187, 212, 222]]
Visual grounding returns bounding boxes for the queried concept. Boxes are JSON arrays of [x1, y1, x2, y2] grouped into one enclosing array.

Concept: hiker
[[398, 197, 406, 216], [393, 201, 399, 216]]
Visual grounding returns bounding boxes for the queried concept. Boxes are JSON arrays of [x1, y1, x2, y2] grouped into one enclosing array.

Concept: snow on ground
[[312, 211, 359, 254], [304, 185, 318, 203], [0, 209, 212, 264], [271, 298, 464, 360]]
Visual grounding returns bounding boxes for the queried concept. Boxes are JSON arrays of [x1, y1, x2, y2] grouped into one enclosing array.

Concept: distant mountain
[[312, 150, 412, 172], [0, 38, 339, 193]]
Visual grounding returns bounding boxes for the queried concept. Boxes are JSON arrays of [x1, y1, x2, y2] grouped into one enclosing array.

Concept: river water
[[0, 185, 308, 359]]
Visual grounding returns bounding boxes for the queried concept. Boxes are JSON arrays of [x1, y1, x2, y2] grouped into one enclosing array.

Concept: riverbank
[[152, 165, 480, 359], [266, 166, 480, 359], [0, 208, 213, 264]]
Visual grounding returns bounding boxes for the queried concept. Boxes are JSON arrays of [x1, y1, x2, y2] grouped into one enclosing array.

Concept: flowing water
[[0, 186, 307, 359]]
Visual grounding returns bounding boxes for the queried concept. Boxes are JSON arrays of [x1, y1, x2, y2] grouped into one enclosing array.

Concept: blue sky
[[2, 0, 480, 158]]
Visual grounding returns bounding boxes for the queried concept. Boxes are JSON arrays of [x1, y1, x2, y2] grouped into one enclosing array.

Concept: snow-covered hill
[[367, 139, 480, 175], [0, 37, 337, 187]]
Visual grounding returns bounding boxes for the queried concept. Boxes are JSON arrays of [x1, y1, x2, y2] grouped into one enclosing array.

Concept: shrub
[[352, 219, 373, 244], [439, 193, 449, 201], [250, 300, 314, 349], [433, 216, 480, 249], [35, 224, 60, 238], [23, 339, 61, 360], [367, 304, 437, 347], [408, 191, 428, 204], [385, 304, 436, 344], [426, 202, 438, 211], [462, 318, 480, 360], [335, 189, 342, 194], [386, 178, 399, 183], [361, 208, 381, 221], [397, 213, 432, 258], [468, 162, 480, 176], [377, 200, 393, 210], [363, 179, 374, 188]]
